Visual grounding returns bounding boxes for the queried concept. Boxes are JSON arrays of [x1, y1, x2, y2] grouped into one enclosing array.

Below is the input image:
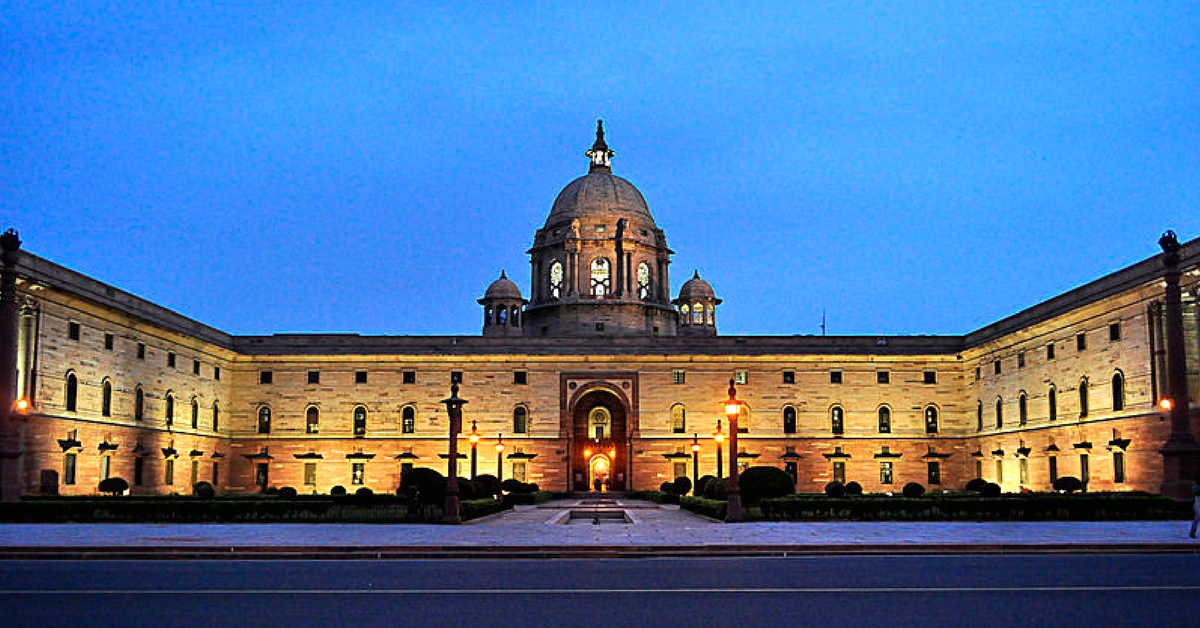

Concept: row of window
[[667, 403, 941, 435], [671, 369, 938, 385], [974, 451, 1125, 485], [259, 370, 529, 386], [62, 372, 219, 431], [546, 259, 654, 300], [65, 321, 220, 380], [976, 372, 1125, 431], [61, 452, 219, 489], [977, 324, 1122, 380], [255, 405, 533, 436]]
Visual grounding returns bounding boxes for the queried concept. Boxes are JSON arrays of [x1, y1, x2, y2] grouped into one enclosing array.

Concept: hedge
[[758, 492, 1189, 521], [680, 496, 727, 520]]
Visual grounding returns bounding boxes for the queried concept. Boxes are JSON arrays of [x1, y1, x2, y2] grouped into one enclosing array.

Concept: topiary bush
[[824, 481, 846, 497], [982, 482, 1002, 497], [1053, 476, 1085, 493], [673, 476, 693, 496], [330, 485, 347, 497], [695, 475, 716, 497], [99, 477, 129, 496], [660, 481, 676, 494], [500, 478, 524, 494], [965, 478, 989, 493], [845, 481, 863, 496], [400, 467, 446, 505], [902, 482, 926, 498], [474, 474, 502, 499], [354, 487, 374, 499], [739, 466, 796, 504], [192, 481, 215, 499], [704, 477, 729, 500], [278, 486, 298, 498]]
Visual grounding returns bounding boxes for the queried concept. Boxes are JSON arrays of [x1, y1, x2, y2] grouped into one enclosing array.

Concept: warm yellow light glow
[[691, 443, 700, 452], [725, 401, 741, 418], [495, 442, 505, 453], [583, 448, 592, 458], [608, 448, 616, 458], [1160, 398, 1174, 411], [469, 433, 480, 444], [14, 398, 29, 413], [714, 433, 724, 444]]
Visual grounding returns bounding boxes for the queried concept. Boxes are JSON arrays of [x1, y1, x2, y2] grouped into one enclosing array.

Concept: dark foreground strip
[[5, 585, 1200, 595], [1, 544, 1199, 560]]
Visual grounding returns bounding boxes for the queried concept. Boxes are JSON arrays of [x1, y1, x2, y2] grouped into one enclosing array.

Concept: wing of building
[[2, 122, 1198, 498]]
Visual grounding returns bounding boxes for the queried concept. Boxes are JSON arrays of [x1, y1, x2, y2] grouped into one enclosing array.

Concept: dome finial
[[499, 269, 507, 279], [585, 119, 614, 172]]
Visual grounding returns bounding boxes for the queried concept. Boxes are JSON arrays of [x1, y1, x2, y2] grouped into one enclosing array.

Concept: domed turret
[[478, 271, 527, 337], [673, 271, 721, 336]]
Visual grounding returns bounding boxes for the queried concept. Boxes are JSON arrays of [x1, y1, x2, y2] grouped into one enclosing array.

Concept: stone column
[[1157, 231, 1200, 499], [0, 229, 24, 500]]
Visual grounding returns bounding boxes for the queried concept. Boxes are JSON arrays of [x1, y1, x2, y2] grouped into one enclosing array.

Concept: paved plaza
[[0, 498, 1197, 558]]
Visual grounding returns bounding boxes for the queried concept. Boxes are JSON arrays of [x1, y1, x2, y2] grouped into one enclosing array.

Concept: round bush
[[500, 478, 524, 494], [330, 485, 347, 497], [965, 478, 989, 493], [982, 482, 1002, 497], [278, 486, 298, 498], [844, 481, 863, 496], [263, 486, 279, 496], [1052, 476, 1085, 493], [660, 481, 676, 495], [695, 475, 716, 497], [474, 474, 502, 498], [400, 467, 446, 505], [99, 477, 129, 496], [673, 475, 693, 496], [354, 487, 374, 499], [738, 466, 796, 504], [824, 481, 846, 497], [902, 482, 926, 498], [704, 477, 729, 500]]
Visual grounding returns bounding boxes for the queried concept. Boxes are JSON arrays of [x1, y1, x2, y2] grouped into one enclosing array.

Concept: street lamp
[[724, 378, 744, 522], [495, 433, 505, 482], [468, 419, 480, 479], [691, 433, 700, 491], [714, 419, 724, 479], [441, 383, 467, 524]]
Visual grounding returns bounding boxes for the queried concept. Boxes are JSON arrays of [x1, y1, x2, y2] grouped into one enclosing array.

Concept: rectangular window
[[137, 343, 146, 359], [782, 371, 795, 384], [164, 459, 175, 485], [993, 360, 1001, 375], [191, 459, 199, 488], [672, 369, 686, 384], [193, 360, 201, 375], [1080, 454, 1090, 484], [167, 352, 176, 368], [304, 463, 317, 486], [355, 370, 368, 384], [1019, 458, 1029, 485], [1076, 332, 1087, 351], [351, 463, 365, 485], [974, 459, 983, 479], [923, 370, 936, 384], [1047, 343, 1056, 360], [134, 457, 144, 486], [1113, 451, 1125, 483], [673, 462, 688, 481], [212, 461, 220, 486], [255, 463, 268, 489], [307, 370, 320, 384], [402, 371, 416, 384], [100, 456, 111, 481], [876, 371, 889, 384], [451, 371, 463, 384], [974, 367, 980, 381], [214, 366, 221, 380], [63, 453, 77, 485], [68, 322, 80, 341], [104, 333, 114, 350], [830, 371, 843, 384], [1017, 352, 1026, 368], [401, 462, 413, 481], [259, 370, 273, 385], [927, 461, 941, 485], [833, 461, 846, 484], [514, 371, 527, 385], [513, 462, 527, 482], [995, 459, 1003, 484], [879, 462, 893, 485], [1109, 322, 1121, 342], [734, 370, 748, 385], [1049, 457, 1058, 482]]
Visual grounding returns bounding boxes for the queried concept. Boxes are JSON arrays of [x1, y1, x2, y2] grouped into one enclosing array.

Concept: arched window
[[306, 406, 320, 434], [692, 302, 704, 324], [976, 400, 983, 431], [191, 397, 199, 429], [831, 406, 844, 435], [101, 379, 113, 417], [498, 308, 508, 325], [707, 306, 714, 325], [680, 304, 690, 323], [783, 406, 797, 434], [483, 306, 493, 326], [590, 258, 611, 296], [1048, 385, 1057, 421], [637, 262, 651, 299], [165, 392, 175, 426], [1079, 378, 1089, 417], [510, 306, 520, 327], [402, 406, 416, 434], [670, 404, 686, 434], [212, 401, 220, 431], [925, 406, 939, 434], [513, 406, 527, 434], [135, 386, 145, 421], [353, 406, 368, 435], [1018, 392, 1028, 426], [995, 397, 1003, 428], [877, 406, 891, 434], [1111, 371, 1125, 411], [549, 261, 564, 299], [257, 406, 272, 434], [589, 406, 611, 439], [65, 372, 78, 412]]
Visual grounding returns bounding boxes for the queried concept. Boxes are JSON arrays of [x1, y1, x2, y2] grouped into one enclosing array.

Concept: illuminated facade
[[2, 123, 1198, 498]]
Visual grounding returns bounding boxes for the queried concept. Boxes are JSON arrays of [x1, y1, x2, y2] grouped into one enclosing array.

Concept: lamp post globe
[[713, 419, 724, 479], [468, 419, 480, 479], [495, 433, 505, 482]]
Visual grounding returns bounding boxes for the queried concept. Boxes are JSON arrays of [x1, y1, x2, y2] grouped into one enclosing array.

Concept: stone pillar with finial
[[0, 228, 24, 500], [1157, 230, 1200, 499]]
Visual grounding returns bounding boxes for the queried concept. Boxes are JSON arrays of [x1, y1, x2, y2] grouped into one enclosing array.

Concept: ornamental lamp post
[[495, 433, 505, 482], [468, 419, 480, 479], [724, 379, 744, 522], [691, 433, 700, 490], [441, 383, 467, 524], [714, 419, 724, 479]]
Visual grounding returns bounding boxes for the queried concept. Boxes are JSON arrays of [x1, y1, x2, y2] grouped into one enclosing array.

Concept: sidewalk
[[1, 499, 1197, 559]]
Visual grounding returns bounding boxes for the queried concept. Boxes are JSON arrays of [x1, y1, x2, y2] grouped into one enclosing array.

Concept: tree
[[400, 467, 446, 504]]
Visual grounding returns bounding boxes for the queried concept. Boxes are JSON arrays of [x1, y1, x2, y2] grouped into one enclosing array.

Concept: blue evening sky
[[3, 2, 1197, 336]]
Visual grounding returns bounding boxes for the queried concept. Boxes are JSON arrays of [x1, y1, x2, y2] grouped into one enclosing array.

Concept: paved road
[[3, 555, 1198, 627]]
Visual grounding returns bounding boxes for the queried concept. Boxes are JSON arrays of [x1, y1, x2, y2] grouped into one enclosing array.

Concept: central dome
[[545, 170, 655, 227]]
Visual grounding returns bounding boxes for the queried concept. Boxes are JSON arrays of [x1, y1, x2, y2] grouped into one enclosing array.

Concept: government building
[[1, 123, 1198, 500]]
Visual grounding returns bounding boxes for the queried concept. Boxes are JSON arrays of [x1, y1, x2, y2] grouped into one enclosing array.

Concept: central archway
[[569, 388, 628, 491]]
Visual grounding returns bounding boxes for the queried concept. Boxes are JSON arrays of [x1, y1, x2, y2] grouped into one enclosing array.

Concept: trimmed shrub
[[455, 478, 480, 501], [739, 466, 796, 504], [192, 481, 215, 499], [1053, 476, 1085, 493], [354, 487, 374, 499], [660, 481, 676, 494], [278, 486, 298, 499], [263, 486, 279, 496], [982, 483, 1002, 497], [673, 476, 693, 496], [902, 482, 926, 498], [965, 478, 989, 493], [704, 477, 729, 500], [845, 481, 863, 496], [680, 496, 727, 520], [400, 468, 446, 505], [695, 475, 716, 497], [474, 474, 502, 499], [99, 477, 129, 496], [330, 485, 347, 497], [824, 481, 846, 497]]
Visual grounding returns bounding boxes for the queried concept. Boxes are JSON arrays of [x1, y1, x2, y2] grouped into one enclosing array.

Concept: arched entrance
[[570, 388, 628, 491]]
